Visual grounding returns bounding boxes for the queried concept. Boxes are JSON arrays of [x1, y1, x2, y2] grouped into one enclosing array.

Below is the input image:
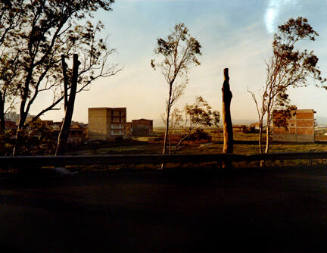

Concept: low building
[[88, 107, 126, 141], [132, 119, 153, 136], [232, 125, 247, 133], [125, 122, 132, 137], [272, 109, 315, 143], [68, 122, 87, 145]]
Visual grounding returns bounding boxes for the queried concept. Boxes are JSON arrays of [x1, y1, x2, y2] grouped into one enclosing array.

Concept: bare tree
[[250, 17, 325, 154], [151, 23, 201, 156]]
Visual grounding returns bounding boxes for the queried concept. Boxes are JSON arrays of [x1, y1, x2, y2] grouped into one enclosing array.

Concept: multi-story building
[[272, 109, 315, 143], [88, 107, 126, 141]]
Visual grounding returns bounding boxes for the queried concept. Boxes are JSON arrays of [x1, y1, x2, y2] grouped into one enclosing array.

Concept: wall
[[272, 109, 315, 143]]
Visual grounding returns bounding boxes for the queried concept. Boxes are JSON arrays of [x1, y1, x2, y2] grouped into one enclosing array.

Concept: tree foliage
[[0, 0, 25, 133], [170, 96, 219, 153]]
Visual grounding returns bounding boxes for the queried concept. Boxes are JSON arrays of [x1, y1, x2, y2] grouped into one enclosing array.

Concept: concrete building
[[272, 109, 315, 143], [132, 119, 153, 136], [88, 107, 126, 141]]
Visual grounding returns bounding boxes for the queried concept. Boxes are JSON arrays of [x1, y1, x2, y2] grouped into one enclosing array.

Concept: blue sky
[[34, 0, 327, 125]]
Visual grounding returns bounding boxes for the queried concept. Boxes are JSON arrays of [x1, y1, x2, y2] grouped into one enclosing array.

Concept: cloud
[[264, 0, 297, 34]]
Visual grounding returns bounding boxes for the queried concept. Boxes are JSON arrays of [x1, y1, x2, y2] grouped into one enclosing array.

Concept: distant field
[[73, 129, 327, 156]]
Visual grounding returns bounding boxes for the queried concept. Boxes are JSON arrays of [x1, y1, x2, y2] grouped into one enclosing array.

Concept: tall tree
[[151, 23, 201, 156], [250, 17, 325, 154], [2, 0, 116, 155]]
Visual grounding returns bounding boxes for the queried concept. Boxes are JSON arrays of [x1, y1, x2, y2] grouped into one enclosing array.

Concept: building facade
[[132, 119, 153, 136], [272, 109, 315, 143], [88, 107, 126, 141]]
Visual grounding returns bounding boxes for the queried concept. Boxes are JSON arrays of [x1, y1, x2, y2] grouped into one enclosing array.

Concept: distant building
[[125, 122, 132, 137], [132, 119, 153, 136], [232, 125, 247, 133], [5, 112, 36, 124], [88, 107, 126, 141], [4, 112, 19, 122], [272, 109, 315, 143], [68, 122, 87, 145]]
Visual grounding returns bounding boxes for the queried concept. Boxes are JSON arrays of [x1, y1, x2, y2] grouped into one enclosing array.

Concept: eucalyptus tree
[[250, 17, 325, 154], [151, 23, 201, 155], [0, 0, 117, 155]]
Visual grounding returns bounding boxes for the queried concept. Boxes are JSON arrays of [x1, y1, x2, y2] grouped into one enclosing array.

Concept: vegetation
[[169, 96, 219, 153], [0, 0, 117, 155], [1, 10, 327, 161], [151, 23, 202, 156], [249, 17, 325, 154]]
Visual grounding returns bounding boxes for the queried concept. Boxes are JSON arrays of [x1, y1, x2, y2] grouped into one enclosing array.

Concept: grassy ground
[[1, 167, 327, 252], [63, 131, 327, 170], [71, 131, 327, 156]]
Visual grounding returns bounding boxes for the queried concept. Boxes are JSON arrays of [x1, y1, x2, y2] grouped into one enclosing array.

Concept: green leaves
[[152, 23, 201, 84], [269, 16, 325, 111], [185, 96, 220, 128]]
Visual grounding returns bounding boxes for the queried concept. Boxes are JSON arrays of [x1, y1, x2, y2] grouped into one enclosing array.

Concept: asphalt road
[[0, 166, 327, 253]]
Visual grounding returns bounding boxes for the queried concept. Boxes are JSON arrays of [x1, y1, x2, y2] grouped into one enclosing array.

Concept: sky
[[33, 0, 327, 126]]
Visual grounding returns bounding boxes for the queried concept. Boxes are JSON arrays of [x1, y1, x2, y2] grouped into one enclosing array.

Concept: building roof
[[133, 119, 153, 121], [88, 107, 126, 110], [295, 109, 315, 113]]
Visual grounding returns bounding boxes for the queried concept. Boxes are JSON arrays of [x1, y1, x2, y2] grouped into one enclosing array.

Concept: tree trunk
[[259, 120, 265, 167], [55, 54, 80, 155], [265, 115, 270, 154], [0, 92, 5, 134], [161, 83, 173, 169], [12, 111, 28, 156], [13, 68, 34, 156], [258, 120, 263, 154], [162, 83, 173, 155], [222, 68, 233, 154]]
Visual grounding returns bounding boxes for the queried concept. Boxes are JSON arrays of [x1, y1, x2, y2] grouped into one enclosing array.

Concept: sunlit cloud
[[264, 0, 297, 34]]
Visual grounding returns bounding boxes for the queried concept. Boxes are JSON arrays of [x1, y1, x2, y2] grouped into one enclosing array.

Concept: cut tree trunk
[[222, 68, 233, 154], [55, 54, 80, 155]]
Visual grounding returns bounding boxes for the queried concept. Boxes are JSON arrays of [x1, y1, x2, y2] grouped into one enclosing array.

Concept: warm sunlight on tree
[[151, 23, 201, 157], [249, 17, 325, 154], [169, 96, 219, 153]]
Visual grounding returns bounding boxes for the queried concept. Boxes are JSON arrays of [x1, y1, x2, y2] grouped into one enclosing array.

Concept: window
[[111, 130, 122, 135], [111, 124, 123, 129]]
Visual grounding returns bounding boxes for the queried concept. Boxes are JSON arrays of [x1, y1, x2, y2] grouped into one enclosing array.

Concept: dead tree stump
[[222, 68, 233, 166]]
